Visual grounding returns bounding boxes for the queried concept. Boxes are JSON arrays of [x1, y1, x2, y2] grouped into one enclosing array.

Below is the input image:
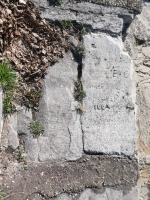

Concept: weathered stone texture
[[32, 0, 143, 13], [7, 113, 19, 150], [50, 187, 138, 200], [80, 0, 143, 13], [17, 109, 39, 161], [37, 52, 83, 161], [42, 7, 123, 35], [2, 155, 138, 200], [81, 33, 137, 156], [124, 2, 150, 200], [31, 0, 137, 35], [124, 0, 150, 165]]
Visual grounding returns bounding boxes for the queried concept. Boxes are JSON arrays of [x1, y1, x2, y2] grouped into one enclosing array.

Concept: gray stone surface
[[32, 0, 143, 14], [81, 33, 137, 156], [31, 0, 137, 35], [37, 52, 83, 161], [7, 113, 19, 150], [17, 108, 32, 135], [50, 187, 138, 200], [12, 186, 139, 200], [83, 187, 138, 200], [25, 137, 39, 162], [17, 108, 37, 161], [42, 7, 123, 35], [3, 155, 138, 200], [15, 53, 82, 162], [124, 2, 150, 200]]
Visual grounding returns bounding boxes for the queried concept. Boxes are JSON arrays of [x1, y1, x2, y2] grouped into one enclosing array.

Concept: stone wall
[[1, 0, 150, 200]]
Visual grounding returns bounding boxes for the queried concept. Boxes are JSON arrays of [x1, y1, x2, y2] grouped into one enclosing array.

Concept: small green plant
[[59, 20, 72, 29], [51, 0, 62, 6], [29, 121, 44, 138], [0, 185, 5, 200], [0, 61, 16, 91], [74, 79, 86, 102], [23, 89, 41, 110], [17, 148, 25, 162], [80, 24, 91, 35], [0, 61, 17, 117], [3, 92, 16, 117]]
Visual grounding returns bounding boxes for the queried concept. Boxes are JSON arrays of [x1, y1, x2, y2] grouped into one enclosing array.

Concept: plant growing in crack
[[74, 79, 86, 102], [0, 61, 16, 91], [3, 91, 16, 117], [75, 47, 84, 62], [51, 0, 62, 6], [29, 121, 44, 138], [74, 79, 86, 112], [59, 20, 72, 29], [17, 147, 26, 162], [23, 89, 41, 111], [0, 61, 17, 117]]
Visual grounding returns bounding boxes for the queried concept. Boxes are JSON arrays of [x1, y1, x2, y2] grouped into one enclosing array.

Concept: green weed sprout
[[74, 80, 86, 102], [0, 61, 16, 117], [0, 61, 16, 91], [29, 121, 44, 138]]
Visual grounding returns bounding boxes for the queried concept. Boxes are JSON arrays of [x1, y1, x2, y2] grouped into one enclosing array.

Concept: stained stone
[[81, 33, 137, 156], [7, 113, 19, 150]]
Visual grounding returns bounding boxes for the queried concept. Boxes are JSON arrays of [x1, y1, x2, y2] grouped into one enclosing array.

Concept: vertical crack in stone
[[67, 127, 72, 150]]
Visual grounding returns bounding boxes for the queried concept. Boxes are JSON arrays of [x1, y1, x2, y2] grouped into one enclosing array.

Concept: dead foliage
[[0, 0, 69, 110]]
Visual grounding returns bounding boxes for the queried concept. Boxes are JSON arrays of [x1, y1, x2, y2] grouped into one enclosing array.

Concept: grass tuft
[[0, 61, 16, 117], [0, 61, 16, 91], [74, 79, 86, 102], [29, 121, 44, 138]]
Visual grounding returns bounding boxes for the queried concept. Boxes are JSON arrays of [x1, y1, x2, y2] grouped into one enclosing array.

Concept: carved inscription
[[82, 34, 137, 155]]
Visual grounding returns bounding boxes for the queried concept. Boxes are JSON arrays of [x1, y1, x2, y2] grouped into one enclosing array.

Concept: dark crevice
[[92, 29, 121, 37], [84, 150, 136, 160], [84, 150, 105, 156], [118, 13, 136, 41]]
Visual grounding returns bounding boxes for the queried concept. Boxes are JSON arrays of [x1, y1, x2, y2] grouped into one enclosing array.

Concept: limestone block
[[42, 8, 123, 35], [78, 188, 138, 200], [25, 137, 39, 162], [17, 108, 34, 161], [49, 187, 138, 200], [82, 33, 137, 156], [142, 47, 150, 58], [7, 113, 19, 150], [17, 108, 32, 135], [37, 52, 83, 161], [32, 0, 143, 14]]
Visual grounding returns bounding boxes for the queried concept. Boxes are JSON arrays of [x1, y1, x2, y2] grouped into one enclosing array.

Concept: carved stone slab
[[82, 33, 137, 156]]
